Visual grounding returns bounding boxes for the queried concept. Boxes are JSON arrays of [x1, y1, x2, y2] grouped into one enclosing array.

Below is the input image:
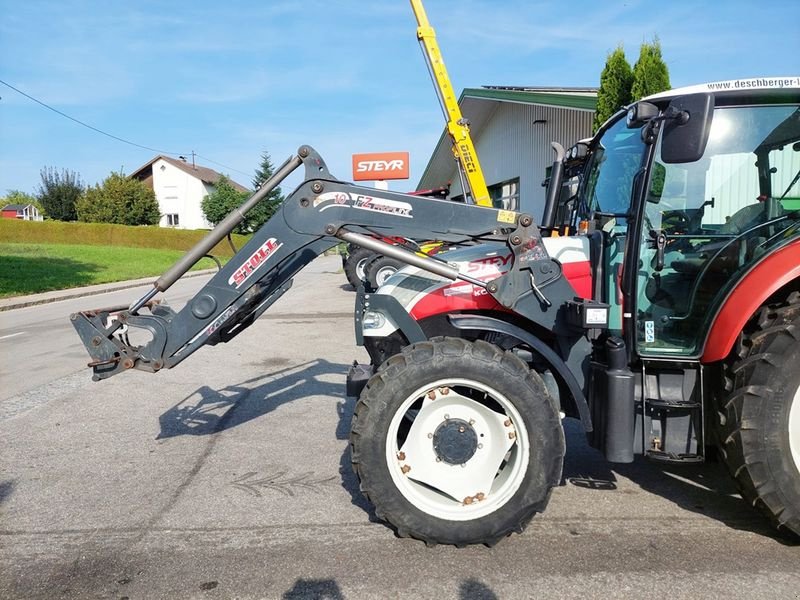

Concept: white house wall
[[151, 159, 212, 230], [448, 103, 593, 220]]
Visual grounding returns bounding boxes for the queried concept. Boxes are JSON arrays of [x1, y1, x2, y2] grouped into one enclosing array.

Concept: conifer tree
[[593, 46, 634, 131], [631, 38, 671, 101]]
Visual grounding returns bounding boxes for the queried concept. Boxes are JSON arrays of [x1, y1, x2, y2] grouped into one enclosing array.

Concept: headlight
[[362, 310, 387, 330]]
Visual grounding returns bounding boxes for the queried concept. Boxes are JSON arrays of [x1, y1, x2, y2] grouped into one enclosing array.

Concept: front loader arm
[[72, 146, 562, 381]]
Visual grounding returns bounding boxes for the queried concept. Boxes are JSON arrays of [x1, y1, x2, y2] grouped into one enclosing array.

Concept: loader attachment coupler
[[70, 147, 310, 381]]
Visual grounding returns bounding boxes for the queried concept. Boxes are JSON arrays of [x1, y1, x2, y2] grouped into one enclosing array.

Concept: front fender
[[448, 314, 592, 432]]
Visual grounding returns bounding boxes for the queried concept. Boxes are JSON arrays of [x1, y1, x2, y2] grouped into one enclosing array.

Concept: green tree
[[250, 151, 285, 228], [593, 46, 634, 131], [2, 189, 47, 218], [631, 38, 671, 101], [76, 172, 160, 225], [36, 167, 84, 221], [201, 176, 253, 234]]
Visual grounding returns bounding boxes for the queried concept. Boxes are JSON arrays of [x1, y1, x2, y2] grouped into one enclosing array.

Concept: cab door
[[636, 103, 800, 357]]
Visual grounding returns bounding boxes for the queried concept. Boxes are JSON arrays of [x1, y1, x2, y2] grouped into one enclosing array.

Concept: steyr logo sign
[[352, 152, 410, 181]]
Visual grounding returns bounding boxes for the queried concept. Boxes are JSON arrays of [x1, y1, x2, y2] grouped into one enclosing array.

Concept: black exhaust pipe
[[541, 142, 565, 230]]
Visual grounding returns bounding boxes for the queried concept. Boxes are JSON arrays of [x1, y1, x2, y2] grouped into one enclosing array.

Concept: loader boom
[[72, 146, 574, 382]]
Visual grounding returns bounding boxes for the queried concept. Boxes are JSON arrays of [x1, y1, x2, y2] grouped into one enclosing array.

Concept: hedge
[[0, 219, 251, 258]]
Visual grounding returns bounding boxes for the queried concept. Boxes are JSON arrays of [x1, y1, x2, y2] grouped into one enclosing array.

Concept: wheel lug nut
[[427, 390, 436, 400], [504, 419, 512, 427], [397, 452, 405, 461], [463, 496, 473, 505], [439, 387, 450, 395], [401, 465, 411, 474], [508, 431, 516, 440]]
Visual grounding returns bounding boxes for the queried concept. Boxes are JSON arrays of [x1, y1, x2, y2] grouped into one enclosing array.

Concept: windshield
[[582, 117, 646, 221]]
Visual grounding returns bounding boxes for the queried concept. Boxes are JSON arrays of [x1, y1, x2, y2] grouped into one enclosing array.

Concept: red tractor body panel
[[702, 239, 800, 363]]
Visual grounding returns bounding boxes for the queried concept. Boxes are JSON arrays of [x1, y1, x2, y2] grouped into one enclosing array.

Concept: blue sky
[[1, 0, 798, 197]]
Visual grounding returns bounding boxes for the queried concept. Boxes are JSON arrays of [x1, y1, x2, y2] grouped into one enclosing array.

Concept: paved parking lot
[[1, 255, 799, 599]]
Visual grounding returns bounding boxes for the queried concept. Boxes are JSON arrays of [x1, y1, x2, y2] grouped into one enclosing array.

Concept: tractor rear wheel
[[350, 337, 564, 546], [716, 291, 800, 537]]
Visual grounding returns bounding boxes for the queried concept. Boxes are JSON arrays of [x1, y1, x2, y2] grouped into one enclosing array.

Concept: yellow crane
[[410, 0, 492, 207]]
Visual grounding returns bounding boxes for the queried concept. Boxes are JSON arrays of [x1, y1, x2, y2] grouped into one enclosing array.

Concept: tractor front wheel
[[344, 246, 374, 288], [350, 337, 564, 546], [365, 255, 403, 289]]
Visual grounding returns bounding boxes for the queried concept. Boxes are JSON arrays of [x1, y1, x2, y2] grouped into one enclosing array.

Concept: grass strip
[[0, 243, 224, 298]]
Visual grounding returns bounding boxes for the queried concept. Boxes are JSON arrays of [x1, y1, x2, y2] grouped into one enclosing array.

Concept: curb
[[0, 269, 218, 312]]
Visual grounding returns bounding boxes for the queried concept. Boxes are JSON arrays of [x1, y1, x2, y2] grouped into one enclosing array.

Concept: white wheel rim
[[355, 257, 369, 281], [790, 383, 800, 474], [385, 378, 530, 521], [375, 265, 396, 287]]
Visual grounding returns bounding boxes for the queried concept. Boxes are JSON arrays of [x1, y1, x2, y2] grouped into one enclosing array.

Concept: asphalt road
[[1, 255, 798, 599]]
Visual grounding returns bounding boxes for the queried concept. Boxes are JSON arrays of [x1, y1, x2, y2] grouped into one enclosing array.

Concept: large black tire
[[365, 255, 403, 289], [344, 246, 375, 288], [715, 291, 800, 537], [350, 337, 564, 546]]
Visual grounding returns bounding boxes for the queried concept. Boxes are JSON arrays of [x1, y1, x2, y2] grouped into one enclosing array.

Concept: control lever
[[649, 229, 667, 272], [529, 273, 552, 307]]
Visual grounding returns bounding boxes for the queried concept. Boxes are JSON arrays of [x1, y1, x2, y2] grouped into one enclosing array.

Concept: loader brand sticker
[[204, 306, 236, 337], [313, 192, 350, 209], [313, 192, 413, 217], [353, 194, 413, 218], [352, 152, 410, 181], [229, 238, 283, 289]]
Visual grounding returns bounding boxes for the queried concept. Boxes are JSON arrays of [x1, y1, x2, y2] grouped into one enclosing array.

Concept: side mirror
[[626, 102, 659, 128], [661, 94, 714, 164]]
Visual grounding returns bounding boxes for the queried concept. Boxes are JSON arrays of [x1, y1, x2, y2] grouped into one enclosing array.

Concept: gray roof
[[418, 86, 598, 189], [2, 203, 32, 211]]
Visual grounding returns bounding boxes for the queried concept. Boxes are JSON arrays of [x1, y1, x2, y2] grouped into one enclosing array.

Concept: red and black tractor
[[73, 78, 800, 546]]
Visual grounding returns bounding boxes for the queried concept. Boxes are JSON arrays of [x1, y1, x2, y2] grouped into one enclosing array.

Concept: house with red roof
[[131, 155, 249, 230]]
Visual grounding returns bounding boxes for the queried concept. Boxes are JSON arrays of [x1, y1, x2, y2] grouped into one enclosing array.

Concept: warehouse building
[[417, 86, 597, 219]]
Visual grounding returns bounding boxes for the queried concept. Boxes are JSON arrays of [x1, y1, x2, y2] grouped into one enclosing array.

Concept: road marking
[[0, 331, 26, 341]]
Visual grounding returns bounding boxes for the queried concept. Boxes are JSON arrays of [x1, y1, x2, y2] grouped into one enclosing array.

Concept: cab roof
[[644, 76, 800, 102]]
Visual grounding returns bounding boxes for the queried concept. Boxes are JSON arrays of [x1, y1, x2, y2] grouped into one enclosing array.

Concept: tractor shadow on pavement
[[155, 358, 376, 516], [157, 358, 351, 439], [560, 418, 797, 544]]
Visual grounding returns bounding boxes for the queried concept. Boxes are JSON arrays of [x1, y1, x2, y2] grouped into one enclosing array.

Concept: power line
[[194, 153, 252, 180], [0, 78, 254, 181], [0, 78, 188, 156]]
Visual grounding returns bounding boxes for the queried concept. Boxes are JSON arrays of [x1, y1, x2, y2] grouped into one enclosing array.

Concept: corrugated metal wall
[[448, 102, 594, 219]]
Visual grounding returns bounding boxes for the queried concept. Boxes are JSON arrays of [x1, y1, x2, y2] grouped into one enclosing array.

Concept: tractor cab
[[555, 82, 800, 360], [536, 80, 800, 466]]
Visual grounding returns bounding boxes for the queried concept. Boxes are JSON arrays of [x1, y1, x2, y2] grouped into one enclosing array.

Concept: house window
[[489, 178, 519, 211], [451, 179, 520, 210], [166, 213, 180, 227]]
